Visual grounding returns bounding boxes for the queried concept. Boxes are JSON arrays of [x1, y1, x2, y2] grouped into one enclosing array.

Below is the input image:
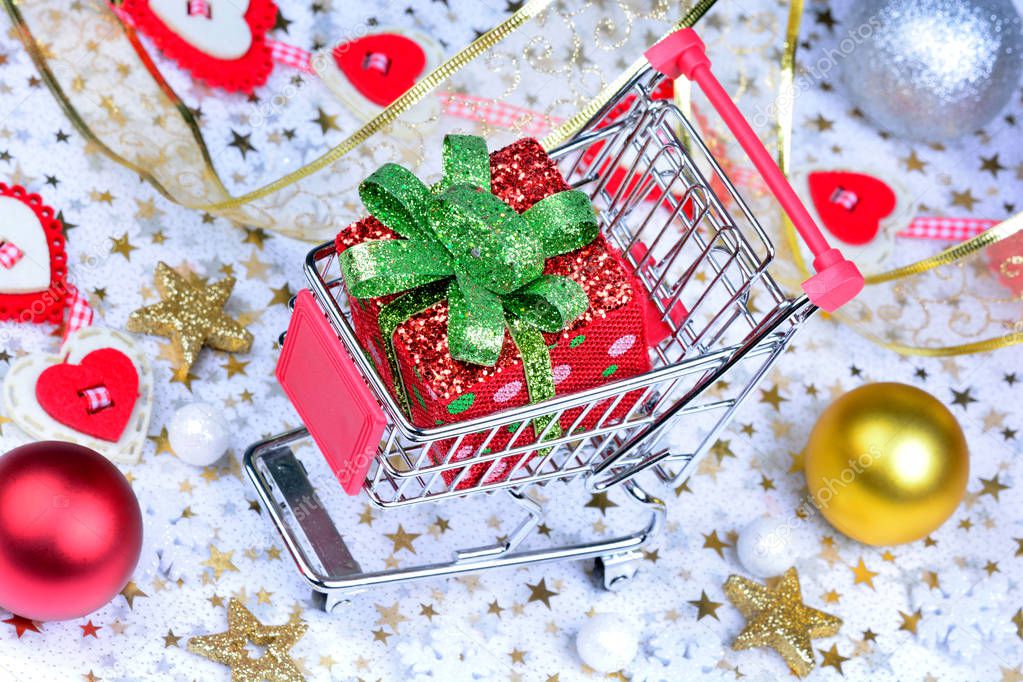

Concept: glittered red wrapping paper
[[336, 138, 653, 488]]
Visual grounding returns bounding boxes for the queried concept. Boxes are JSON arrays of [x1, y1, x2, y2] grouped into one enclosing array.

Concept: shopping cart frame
[[244, 28, 855, 608]]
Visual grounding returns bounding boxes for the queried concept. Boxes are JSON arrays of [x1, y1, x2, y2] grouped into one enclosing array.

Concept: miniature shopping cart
[[244, 28, 863, 611]]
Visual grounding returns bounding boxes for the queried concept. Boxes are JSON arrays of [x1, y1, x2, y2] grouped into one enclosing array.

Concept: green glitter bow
[[340, 134, 599, 420]]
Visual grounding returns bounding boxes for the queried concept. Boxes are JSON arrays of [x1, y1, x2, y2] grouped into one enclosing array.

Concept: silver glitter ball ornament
[[841, 0, 1023, 142]]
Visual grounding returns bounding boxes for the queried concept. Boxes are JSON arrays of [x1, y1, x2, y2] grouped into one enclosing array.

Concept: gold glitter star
[[724, 568, 842, 677], [127, 263, 252, 379], [188, 599, 306, 682]]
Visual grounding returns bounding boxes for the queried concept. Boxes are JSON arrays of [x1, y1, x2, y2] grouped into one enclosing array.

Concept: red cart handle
[[646, 29, 864, 312]]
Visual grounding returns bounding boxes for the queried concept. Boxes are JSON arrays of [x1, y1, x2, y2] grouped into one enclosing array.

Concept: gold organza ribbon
[[7, 0, 1020, 355], [4, 0, 716, 240]]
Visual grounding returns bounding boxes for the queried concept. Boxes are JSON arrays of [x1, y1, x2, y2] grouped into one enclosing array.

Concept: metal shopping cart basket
[[244, 28, 863, 610]]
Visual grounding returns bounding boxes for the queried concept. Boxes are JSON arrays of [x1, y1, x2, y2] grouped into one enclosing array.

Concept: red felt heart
[[808, 171, 897, 246], [36, 349, 139, 443], [333, 33, 427, 107]]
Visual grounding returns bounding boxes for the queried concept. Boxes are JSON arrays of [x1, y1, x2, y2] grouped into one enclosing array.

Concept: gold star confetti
[[526, 578, 558, 608], [851, 558, 878, 589], [188, 599, 306, 682], [384, 524, 420, 554], [724, 568, 842, 677], [119, 581, 148, 609], [127, 262, 252, 379], [688, 590, 722, 620], [203, 545, 240, 579]]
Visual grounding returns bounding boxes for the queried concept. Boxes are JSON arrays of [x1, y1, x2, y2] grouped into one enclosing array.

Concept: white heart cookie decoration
[[313, 27, 443, 134], [149, 0, 253, 61], [2, 327, 153, 464], [0, 195, 51, 293]]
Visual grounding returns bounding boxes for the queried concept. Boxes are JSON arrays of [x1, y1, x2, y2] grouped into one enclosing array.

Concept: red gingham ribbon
[[64, 284, 94, 342], [898, 216, 998, 241], [267, 39, 315, 74], [187, 0, 211, 17], [0, 240, 23, 268], [80, 385, 113, 413], [440, 92, 559, 138]]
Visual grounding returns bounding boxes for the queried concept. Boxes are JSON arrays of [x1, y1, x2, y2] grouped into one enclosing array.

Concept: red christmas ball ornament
[[0, 441, 143, 621]]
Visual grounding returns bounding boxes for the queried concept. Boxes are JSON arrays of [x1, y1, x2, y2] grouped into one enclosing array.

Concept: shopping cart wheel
[[594, 552, 640, 591], [311, 589, 359, 613]]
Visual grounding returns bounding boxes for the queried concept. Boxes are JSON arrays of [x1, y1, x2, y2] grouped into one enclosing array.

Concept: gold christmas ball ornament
[[804, 383, 969, 546]]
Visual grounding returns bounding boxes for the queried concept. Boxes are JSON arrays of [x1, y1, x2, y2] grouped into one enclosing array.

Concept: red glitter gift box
[[335, 138, 653, 487]]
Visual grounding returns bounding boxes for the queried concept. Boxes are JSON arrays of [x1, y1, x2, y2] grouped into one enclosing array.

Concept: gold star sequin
[[526, 578, 558, 608], [127, 263, 252, 379], [203, 545, 240, 579], [384, 524, 420, 554], [188, 599, 306, 682], [120, 581, 148, 609], [851, 558, 879, 589], [724, 568, 842, 677], [688, 590, 722, 620]]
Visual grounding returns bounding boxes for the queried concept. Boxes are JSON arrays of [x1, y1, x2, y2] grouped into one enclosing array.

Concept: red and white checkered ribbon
[[80, 385, 113, 413], [267, 39, 315, 74], [187, 0, 211, 17], [0, 240, 24, 268], [63, 284, 94, 342], [440, 93, 559, 138], [898, 216, 998, 242]]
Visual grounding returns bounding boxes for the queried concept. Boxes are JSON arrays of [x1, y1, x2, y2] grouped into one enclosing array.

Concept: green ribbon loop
[[359, 164, 434, 241], [341, 134, 600, 429], [438, 134, 491, 193], [340, 239, 453, 298], [521, 190, 600, 257], [503, 275, 589, 333]]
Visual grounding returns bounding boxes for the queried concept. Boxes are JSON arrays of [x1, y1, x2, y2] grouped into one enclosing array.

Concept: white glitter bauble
[[168, 402, 230, 466], [575, 613, 639, 673], [736, 516, 795, 578], [841, 0, 1023, 141]]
